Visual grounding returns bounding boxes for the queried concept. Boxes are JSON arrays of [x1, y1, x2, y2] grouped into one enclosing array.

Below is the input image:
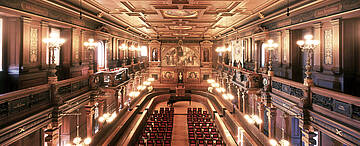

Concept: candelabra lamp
[[296, 34, 319, 86], [43, 33, 65, 83], [84, 39, 97, 74], [263, 40, 278, 77]]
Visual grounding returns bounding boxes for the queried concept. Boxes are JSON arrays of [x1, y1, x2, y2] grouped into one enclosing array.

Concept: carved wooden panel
[[324, 29, 333, 65], [30, 28, 38, 63]]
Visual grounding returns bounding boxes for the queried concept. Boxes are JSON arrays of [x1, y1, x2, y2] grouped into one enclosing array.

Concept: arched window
[[261, 44, 266, 67], [97, 41, 105, 69]]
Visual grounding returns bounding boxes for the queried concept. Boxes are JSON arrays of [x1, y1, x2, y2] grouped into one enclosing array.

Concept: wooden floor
[[153, 101, 207, 146]]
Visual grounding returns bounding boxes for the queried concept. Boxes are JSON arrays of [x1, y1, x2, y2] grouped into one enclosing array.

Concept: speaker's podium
[[176, 83, 185, 96], [167, 83, 191, 106]]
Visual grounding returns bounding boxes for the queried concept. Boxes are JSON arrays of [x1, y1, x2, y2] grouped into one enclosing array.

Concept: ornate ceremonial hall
[[0, 0, 360, 146]]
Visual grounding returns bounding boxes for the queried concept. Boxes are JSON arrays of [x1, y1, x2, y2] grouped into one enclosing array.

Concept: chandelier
[[43, 33, 65, 49]]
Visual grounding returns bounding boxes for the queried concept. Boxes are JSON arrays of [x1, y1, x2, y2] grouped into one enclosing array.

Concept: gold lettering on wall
[[30, 28, 38, 63], [324, 29, 333, 65]]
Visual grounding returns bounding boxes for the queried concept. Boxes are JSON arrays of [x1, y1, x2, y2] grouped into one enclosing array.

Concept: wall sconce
[[222, 93, 234, 100], [207, 79, 215, 84], [216, 87, 226, 93], [269, 139, 278, 146], [98, 112, 117, 123], [244, 114, 262, 125], [137, 85, 146, 91], [296, 34, 319, 86], [129, 91, 140, 98]]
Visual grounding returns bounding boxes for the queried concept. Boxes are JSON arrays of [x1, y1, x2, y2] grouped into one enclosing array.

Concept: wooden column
[[85, 104, 94, 137], [259, 102, 265, 133], [242, 91, 248, 114], [267, 107, 277, 138], [313, 23, 322, 71], [282, 113, 291, 141], [237, 88, 242, 110], [21, 17, 31, 70], [41, 21, 49, 70], [331, 19, 341, 73]]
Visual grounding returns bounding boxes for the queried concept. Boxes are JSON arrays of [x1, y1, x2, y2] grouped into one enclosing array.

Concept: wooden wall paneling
[[60, 28, 72, 80], [21, 17, 31, 71], [283, 30, 290, 66], [313, 23, 322, 72], [343, 18, 360, 96], [290, 29, 302, 82], [70, 28, 83, 77], [71, 28, 80, 66], [7, 17, 21, 90], [330, 19, 341, 74], [40, 21, 49, 70]]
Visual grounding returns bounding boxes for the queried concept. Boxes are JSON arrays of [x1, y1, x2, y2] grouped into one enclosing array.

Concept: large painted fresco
[[161, 44, 200, 66]]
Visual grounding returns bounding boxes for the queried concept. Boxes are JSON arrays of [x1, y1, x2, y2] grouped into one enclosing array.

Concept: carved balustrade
[[0, 84, 51, 126], [55, 75, 90, 103]]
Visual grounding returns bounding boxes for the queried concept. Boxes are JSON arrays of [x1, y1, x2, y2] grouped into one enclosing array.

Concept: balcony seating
[[187, 108, 224, 146], [137, 107, 174, 146]]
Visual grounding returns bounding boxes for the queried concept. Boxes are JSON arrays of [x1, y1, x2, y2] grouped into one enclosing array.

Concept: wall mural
[[162, 71, 174, 80], [187, 72, 199, 80], [161, 40, 200, 66]]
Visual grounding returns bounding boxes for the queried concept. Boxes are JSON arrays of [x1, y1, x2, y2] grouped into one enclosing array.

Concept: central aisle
[[171, 115, 188, 145], [153, 101, 207, 145]]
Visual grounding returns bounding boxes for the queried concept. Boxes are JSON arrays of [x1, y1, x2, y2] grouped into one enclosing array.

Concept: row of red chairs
[[187, 108, 224, 146], [139, 139, 171, 146], [138, 107, 174, 146], [189, 139, 223, 146]]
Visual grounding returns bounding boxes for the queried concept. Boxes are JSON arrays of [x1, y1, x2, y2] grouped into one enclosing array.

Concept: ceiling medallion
[[163, 10, 198, 18], [169, 26, 193, 30]]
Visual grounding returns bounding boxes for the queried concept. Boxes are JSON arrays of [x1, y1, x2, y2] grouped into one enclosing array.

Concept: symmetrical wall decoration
[[282, 30, 290, 63], [162, 71, 174, 80], [232, 40, 243, 64], [151, 48, 159, 61], [74, 36, 79, 60], [161, 46, 200, 66], [324, 29, 333, 65], [187, 72, 199, 80], [30, 28, 38, 63]]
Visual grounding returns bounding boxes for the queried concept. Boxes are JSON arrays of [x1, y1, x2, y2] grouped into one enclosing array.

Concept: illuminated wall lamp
[[98, 112, 117, 123], [211, 83, 220, 88], [207, 79, 215, 84], [216, 87, 226, 93], [147, 78, 155, 82], [269, 139, 278, 146]]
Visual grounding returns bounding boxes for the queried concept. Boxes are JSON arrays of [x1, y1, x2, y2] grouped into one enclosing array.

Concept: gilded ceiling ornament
[[163, 10, 198, 18]]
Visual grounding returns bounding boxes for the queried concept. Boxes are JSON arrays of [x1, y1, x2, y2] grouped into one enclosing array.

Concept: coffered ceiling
[[73, 0, 284, 39]]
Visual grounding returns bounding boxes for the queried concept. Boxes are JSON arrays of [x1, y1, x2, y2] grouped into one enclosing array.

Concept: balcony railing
[[0, 84, 51, 126]]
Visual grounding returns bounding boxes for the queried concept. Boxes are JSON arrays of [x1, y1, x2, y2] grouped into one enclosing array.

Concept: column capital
[[313, 22, 322, 29], [330, 18, 341, 26]]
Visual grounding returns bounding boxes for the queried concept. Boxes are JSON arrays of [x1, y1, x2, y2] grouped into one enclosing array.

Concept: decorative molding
[[272, 81, 304, 99], [30, 28, 38, 63], [324, 29, 333, 65]]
